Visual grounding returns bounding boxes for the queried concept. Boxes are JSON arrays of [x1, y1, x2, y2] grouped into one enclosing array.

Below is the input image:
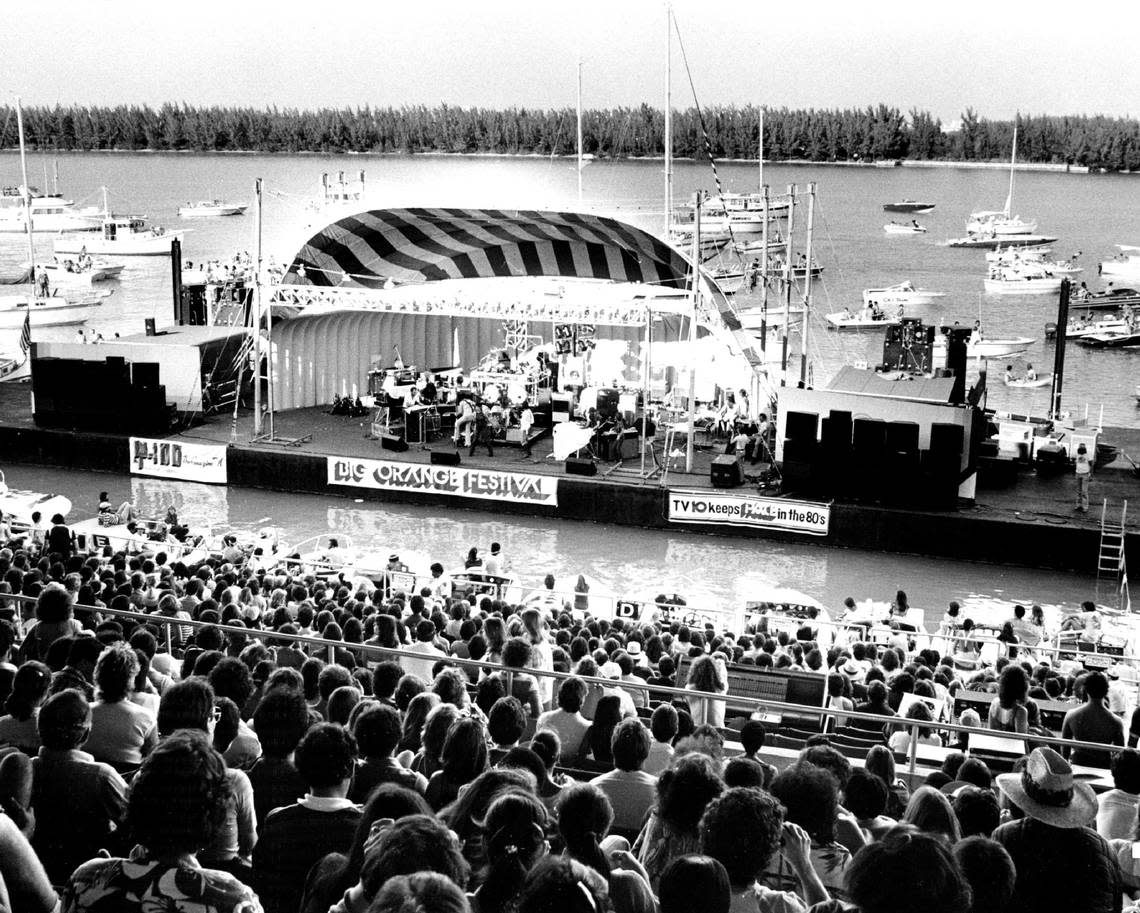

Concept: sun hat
[[841, 657, 861, 677], [995, 746, 1097, 829]]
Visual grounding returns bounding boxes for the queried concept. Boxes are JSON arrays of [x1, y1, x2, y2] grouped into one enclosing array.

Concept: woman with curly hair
[[61, 729, 260, 913], [633, 752, 726, 891], [987, 663, 1029, 734], [84, 642, 158, 772], [685, 655, 728, 728]]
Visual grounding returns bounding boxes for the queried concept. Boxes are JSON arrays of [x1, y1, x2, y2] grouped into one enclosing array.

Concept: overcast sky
[[4, 0, 1137, 124]]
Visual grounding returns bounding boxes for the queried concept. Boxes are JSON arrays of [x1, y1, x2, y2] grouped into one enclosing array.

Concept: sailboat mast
[[576, 56, 583, 207], [800, 182, 816, 387], [758, 107, 764, 189], [15, 98, 35, 280], [1005, 125, 1017, 219], [663, 2, 673, 237]]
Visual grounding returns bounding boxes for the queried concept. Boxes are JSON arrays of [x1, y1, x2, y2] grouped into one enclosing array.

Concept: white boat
[[178, 200, 248, 218], [945, 233, 1057, 250], [826, 307, 902, 329], [1003, 373, 1052, 388], [0, 471, 71, 524], [966, 127, 1038, 237], [985, 245, 1051, 263], [33, 257, 124, 284], [862, 282, 946, 307], [54, 187, 185, 257], [0, 289, 110, 328], [1066, 317, 1132, 339], [0, 187, 99, 234], [984, 267, 1063, 295], [966, 336, 1035, 357], [0, 351, 30, 382], [736, 305, 806, 330], [883, 221, 926, 234], [1099, 245, 1140, 281]]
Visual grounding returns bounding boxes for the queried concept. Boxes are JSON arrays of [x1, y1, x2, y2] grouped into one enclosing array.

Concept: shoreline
[[0, 147, 1102, 174]]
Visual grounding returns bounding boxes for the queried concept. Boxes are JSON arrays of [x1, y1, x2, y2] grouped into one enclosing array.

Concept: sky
[[3, 0, 1138, 124]]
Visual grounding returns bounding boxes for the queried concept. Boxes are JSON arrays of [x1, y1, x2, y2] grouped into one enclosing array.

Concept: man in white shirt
[[590, 718, 658, 834], [427, 563, 452, 600], [484, 542, 505, 576], [1096, 748, 1140, 841], [401, 619, 446, 683], [536, 676, 591, 761]]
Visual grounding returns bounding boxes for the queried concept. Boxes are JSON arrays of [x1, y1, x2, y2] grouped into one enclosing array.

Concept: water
[[5, 464, 1109, 631], [1, 151, 1138, 424]]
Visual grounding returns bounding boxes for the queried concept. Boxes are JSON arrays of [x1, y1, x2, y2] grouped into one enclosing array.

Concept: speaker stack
[[852, 417, 887, 501], [884, 421, 921, 505], [921, 422, 964, 508], [817, 409, 853, 498], [780, 411, 818, 493]]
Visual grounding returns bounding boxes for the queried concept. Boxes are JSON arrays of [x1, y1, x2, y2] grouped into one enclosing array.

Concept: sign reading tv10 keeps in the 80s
[[328, 457, 559, 506], [129, 437, 228, 484], [667, 489, 830, 536]]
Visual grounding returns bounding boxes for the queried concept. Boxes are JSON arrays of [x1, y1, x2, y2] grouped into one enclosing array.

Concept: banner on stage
[[667, 490, 830, 537], [328, 457, 559, 507], [129, 437, 228, 484]]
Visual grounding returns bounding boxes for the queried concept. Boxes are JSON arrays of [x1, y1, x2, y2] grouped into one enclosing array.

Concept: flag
[[18, 309, 30, 356]]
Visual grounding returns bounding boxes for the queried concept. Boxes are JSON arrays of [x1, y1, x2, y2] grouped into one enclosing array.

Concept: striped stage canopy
[[283, 208, 694, 291]]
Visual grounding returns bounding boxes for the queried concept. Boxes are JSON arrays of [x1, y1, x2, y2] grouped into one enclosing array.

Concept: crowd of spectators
[[0, 529, 1137, 913]]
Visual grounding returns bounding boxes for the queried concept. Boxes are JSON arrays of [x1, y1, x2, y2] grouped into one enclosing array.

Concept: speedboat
[[965, 337, 1035, 358], [985, 244, 1051, 263], [178, 200, 248, 218], [862, 282, 945, 307], [984, 267, 1063, 295], [884, 221, 926, 234], [0, 289, 111, 328], [0, 470, 71, 524], [1070, 286, 1140, 311], [34, 257, 124, 284], [54, 214, 184, 257], [826, 308, 901, 329], [1065, 317, 1132, 339], [945, 233, 1057, 250], [883, 200, 935, 214], [1099, 245, 1140, 281], [1079, 330, 1140, 349]]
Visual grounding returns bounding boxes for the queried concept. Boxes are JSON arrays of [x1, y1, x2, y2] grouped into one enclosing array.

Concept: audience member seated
[[589, 717, 658, 836]]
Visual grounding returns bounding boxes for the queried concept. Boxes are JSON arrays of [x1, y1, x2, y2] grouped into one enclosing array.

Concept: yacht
[[0, 186, 99, 233]]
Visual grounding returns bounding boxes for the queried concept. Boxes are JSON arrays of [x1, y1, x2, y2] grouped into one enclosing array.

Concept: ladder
[[1097, 499, 1129, 610]]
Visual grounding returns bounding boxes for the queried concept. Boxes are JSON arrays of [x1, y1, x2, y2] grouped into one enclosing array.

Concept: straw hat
[[995, 747, 1097, 829]]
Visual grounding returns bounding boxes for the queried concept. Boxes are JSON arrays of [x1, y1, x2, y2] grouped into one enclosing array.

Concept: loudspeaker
[[821, 414, 853, 453], [930, 422, 964, 457], [945, 328, 970, 405], [430, 450, 461, 466], [886, 421, 920, 454], [381, 433, 408, 453], [710, 454, 744, 488], [133, 362, 160, 388], [780, 460, 813, 491], [781, 439, 818, 465], [784, 411, 819, 444], [853, 418, 887, 454], [565, 457, 597, 476]]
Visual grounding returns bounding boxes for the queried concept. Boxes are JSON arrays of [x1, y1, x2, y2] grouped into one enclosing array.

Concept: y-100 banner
[[129, 437, 228, 484], [667, 490, 830, 537], [328, 457, 559, 507]]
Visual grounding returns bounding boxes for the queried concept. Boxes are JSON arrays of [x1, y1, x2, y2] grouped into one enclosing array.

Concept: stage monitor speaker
[[886, 421, 920, 454], [930, 422, 964, 457], [430, 451, 461, 466], [133, 362, 160, 388], [380, 433, 408, 453], [710, 454, 744, 488], [853, 418, 887, 454], [784, 411, 819, 444], [565, 457, 597, 476]]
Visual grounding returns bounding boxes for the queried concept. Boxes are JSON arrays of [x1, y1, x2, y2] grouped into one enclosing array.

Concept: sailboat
[[0, 98, 108, 350], [966, 126, 1038, 236]]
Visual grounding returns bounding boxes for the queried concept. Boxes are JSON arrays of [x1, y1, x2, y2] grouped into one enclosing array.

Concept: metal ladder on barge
[[1097, 499, 1130, 612]]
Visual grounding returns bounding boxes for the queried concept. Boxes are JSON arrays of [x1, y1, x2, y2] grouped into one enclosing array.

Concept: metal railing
[[3, 593, 1123, 782]]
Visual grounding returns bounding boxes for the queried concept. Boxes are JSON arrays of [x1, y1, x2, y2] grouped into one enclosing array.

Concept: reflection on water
[[0, 464, 1078, 631]]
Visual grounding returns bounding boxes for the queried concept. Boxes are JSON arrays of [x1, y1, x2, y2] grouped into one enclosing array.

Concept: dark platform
[[0, 382, 1137, 575]]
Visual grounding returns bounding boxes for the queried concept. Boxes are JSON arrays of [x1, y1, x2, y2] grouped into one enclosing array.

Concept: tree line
[[2, 102, 1140, 171]]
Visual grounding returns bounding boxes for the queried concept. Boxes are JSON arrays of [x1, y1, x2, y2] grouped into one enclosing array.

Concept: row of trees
[[3, 103, 1140, 170]]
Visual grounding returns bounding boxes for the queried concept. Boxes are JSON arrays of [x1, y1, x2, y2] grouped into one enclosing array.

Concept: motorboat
[[0, 351, 30, 382], [178, 200, 248, 218], [945, 233, 1057, 250], [0, 470, 71, 524], [884, 221, 926, 234], [1065, 316, 1132, 339], [985, 244, 1051, 263], [0, 289, 110, 328], [0, 186, 99, 233], [965, 336, 1035, 358], [883, 200, 935, 214], [966, 211, 1038, 236], [862, 282, 946, 307], [1099, 245, 1140, 281], [1070, 286, 1140, 311], [1079, 330, 1140, 349], [33, 257, 124, 285], [826, 307, 901, 329], [984, 267, 1063, 295], [736, 305, 806, 331], [54, 214, 184, 257]]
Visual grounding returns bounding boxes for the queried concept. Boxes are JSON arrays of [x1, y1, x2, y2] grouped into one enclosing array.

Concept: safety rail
[[2, 594, 1124, 783]]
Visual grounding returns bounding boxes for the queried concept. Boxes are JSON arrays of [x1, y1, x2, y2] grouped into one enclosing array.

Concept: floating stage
[[0, 381, 1137, 577]]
